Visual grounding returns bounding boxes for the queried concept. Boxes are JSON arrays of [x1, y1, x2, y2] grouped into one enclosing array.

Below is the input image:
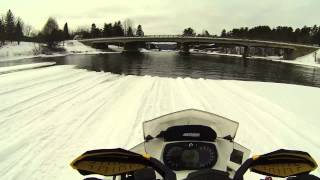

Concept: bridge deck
[[79, 35, 319, 50]]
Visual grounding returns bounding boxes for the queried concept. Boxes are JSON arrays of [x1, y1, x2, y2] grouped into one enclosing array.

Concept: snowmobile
[[70, 109, 319, 180]]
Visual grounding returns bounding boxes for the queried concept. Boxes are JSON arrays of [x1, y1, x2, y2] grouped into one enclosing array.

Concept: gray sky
[[1, 0, 320, 35]]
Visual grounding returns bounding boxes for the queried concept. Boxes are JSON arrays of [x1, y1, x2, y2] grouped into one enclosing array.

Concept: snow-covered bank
[[250, 49, 320, 68], [63, 40, 114, 55], [0, 62, 56, 74], [294, 49, 320, 67], [0, 40, 117, 62], [190, 49, 320, 67], [0, 42, 41, 61], [0, 66, 319, 180], [108, 45, 124, 52]]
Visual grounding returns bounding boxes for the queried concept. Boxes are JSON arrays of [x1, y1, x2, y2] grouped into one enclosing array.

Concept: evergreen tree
[[63, 23, 70, 40], [127, 26, 134, 36], [0, 18, 5, 45], [136, 25, 144, 36], [91, 23, 100, 38], [15, 20, 23, 45], [117, 21, 124, 36], [314, 27, 320, 45], [221, 29, 227, 37], [112, 22, 118, 36], [112, 21, 124, 36], [182, 27, 195, 36], [103, 23, 113, 37], [5, 9, 15, 42]]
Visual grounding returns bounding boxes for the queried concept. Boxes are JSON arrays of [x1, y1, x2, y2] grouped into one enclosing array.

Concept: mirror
[[250, 149, 318, 178], [70, 148, 149, 176]]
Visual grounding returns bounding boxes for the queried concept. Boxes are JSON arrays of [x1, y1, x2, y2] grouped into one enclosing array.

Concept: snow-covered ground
[[190, 48, 320, 67], [0, 64, 319, 180], [108, 45, 124, 52], [294, 49, 320, 67], [0, 41, 117, 62], [63, 40, 103, 54], [0, 42, 41, 61], [250, 49, 320, 68], [0, 62, 56, 74]]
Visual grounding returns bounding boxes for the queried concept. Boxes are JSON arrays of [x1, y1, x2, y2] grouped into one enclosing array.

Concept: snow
[[252, 49, 320, 68], [108, 45, 124, 52], [0, 41, 117, 62], [191, 49, 320, 67], [1, 41, 319, 69], [294, 49, 320, 66], [0, 62, 56, 74], [0, 42, 41, 61], [63, 40, 103, 55], [0, 65, 319, 180]]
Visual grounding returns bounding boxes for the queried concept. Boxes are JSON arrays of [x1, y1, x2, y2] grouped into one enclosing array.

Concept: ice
[[0, 65, 319, 180], [0, 62, 56, 74]]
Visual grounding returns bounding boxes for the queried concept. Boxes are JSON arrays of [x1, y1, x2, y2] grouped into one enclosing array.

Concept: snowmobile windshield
[[143, 109, 239, 140]]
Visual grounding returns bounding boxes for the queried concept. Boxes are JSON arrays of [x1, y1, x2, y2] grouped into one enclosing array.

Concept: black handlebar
[[148, 158, 176, 180]]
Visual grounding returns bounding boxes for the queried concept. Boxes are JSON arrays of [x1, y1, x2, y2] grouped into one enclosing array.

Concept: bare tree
[[24, 24, 33, 37], [123, 18, 134, 36]]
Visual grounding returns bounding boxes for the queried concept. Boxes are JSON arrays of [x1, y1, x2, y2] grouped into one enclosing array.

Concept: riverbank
[[190, 49, 320, 68], [0, 40, 118, 62], [1, 41, 319, 68]]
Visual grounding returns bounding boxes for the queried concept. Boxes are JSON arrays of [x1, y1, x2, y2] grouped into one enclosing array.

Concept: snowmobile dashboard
[[163, 142, 218, 171], [154, 125, 217, 142]]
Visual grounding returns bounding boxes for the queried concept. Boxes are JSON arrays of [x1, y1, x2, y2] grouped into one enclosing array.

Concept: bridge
[[79, 35, 319, 59]]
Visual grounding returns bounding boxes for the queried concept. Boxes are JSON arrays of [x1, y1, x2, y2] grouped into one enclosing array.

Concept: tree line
[[0, 10, 145, 48], [75, 21, 144, 39], [182, 26, 320, 45], [0, 10, 24, 45], [1, 9, 320, 49], [0, 9, 71, 48], [220, 26, 320, 45]]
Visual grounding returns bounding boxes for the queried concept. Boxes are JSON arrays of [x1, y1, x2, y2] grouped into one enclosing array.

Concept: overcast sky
[[1, 0, 320, 35]]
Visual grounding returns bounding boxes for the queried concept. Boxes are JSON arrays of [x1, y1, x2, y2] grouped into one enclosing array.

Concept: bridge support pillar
[[92, 43, 109, 49], [179, 43, 190, 55], [242, 46, 250, 59], [123, 42, 140, 52], [283, 49, 294, 60]]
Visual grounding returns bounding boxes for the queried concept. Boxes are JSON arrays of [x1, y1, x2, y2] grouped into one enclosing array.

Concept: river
[[1, 51, 320, 87]]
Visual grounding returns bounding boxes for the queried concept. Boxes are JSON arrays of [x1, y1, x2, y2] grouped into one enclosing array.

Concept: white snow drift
[[63, 40, 102, 54], [0, 42, 41, 61], [0, 62, 56, 74], [0, 65, 319, 180], [0, 40, 114, 62]]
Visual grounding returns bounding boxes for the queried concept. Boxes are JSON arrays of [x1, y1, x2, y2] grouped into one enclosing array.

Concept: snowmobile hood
[[143, 109, 239, 140]]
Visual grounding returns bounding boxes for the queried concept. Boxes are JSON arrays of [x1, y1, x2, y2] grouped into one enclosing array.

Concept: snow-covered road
[[0, 65, 319, 180]]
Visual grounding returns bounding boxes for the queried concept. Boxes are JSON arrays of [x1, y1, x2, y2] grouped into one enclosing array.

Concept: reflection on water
[[2, 52, 320, 88]]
